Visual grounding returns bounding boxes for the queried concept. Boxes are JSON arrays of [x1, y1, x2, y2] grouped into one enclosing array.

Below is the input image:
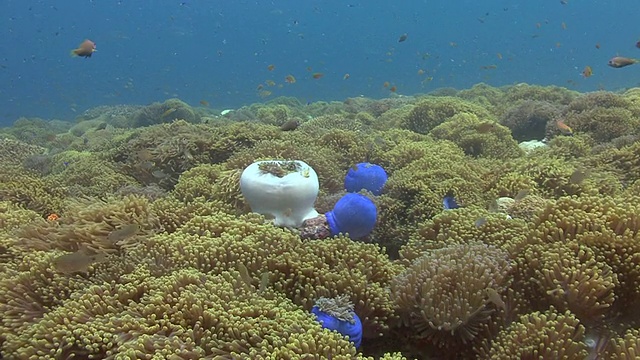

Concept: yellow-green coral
[[481, 308, 588, 359], [392, 242, 512, 354], [399, 96, 493, 135], [429, 112, 523, 158], [515, 241, 618, 323]]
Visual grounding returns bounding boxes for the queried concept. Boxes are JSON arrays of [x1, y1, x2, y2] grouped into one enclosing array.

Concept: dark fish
[[53, 248, 107, 274], [488, 199, 500, 213], [637, 40, 640, 49], [569, 169, 588, 184], [398, 33, 408, 42], [151, 170, 168, 178], [514, 189, 530, 201], [107, 224, 140, 242], [280, 120, 300, 131], [95, 122, 107, 130], [608, 56, 639, 68], [476, 122, 497, 133], [443, 193, 460, 210]]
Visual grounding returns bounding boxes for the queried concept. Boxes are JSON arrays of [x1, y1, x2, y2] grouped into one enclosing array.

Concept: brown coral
[[391, 242, 512, 354], [515, 241, 618, 324], [481, 308, 588, 359]]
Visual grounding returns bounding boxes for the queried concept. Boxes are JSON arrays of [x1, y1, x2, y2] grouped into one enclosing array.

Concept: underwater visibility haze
[[1, 0, 640, 121]]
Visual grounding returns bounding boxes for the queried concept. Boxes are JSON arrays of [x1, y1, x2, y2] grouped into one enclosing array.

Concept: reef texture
[[1, 83, 640, 359]]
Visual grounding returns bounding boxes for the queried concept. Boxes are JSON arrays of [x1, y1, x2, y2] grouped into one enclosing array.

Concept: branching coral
[[17, 194, 161, 254], [605, 328, 640, 359], [0, 165, 66, 216], [481, 308, 588, 359], [515, 241, 618, 324], [499, 100, 563, 141], [399, 207, 529, 262], [131, 98, 201, 127], [391, 242, 512, 354], [530, 194, 640, 319], [380, 141, 490, 240], [399, 96, 492, 135], [3, 267, 363, 359], [429, 113, 523, 158], [45, 152, 139, 198], [0, 138, 46, 167], [556, 91, 640, 143]]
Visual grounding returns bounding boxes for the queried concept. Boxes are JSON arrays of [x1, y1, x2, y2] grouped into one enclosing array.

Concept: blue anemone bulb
[[344, 162, 388, 196], [311, 306, 363, 348], [325, 193, 377, 239]]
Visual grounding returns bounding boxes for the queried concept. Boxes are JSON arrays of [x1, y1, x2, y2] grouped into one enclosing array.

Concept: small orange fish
[[343, 73, 350, 80], [267, 64, 275, 71], [46, 213, 59, 222], [417, 69, 425, 75], [581, 65, 593, 78], [70, 39, 96, 58], [284, 74, 296, 83], [265, 80, 276, 87], [312, 72, 324, 79], [389, 85, 397, 92], [556, 119, 573, 136], [608, 56, 639, 68], [199, 100, 210, 107], [383, 81, 390, 88], [496, 53, 503, 60]]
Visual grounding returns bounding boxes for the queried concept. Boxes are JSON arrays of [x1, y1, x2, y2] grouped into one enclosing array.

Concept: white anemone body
[[240, 160, 319, 228]]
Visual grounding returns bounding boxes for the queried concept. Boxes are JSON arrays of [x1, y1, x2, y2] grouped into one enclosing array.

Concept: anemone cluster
[[1, 83, 640, 358]]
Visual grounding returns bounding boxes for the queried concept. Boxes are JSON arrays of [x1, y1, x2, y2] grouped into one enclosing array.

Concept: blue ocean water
[[1, 0, 638, 125]]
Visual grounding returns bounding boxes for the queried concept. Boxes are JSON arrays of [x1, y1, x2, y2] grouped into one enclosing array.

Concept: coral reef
[[499, 100, 562, 142], [131, 98, 201, 127], [392, 242, 512, 356], [399, 96, 492, 135], [430, 113, 523, 158], [2, 84, 640, 358]]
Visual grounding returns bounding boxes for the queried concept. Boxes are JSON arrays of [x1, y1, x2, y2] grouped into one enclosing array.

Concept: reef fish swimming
[[53, 247, 107, 274], [607, 56, 638, 68], [70, 39, 96, 58]]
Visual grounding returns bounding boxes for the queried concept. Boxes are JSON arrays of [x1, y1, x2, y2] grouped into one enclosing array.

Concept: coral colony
[[1, 85, 640, 358]]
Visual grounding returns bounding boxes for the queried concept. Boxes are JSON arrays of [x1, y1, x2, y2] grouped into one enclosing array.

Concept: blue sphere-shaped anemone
[[311, 306, 363, 348], [344, 162, 388, 196], [325, 193, 377, 239]]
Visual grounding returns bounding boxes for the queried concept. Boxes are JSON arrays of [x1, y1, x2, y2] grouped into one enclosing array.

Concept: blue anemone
[[325, 193, 377, 239], [344, 162, 388, 196], [311, 305, 363, 348]]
